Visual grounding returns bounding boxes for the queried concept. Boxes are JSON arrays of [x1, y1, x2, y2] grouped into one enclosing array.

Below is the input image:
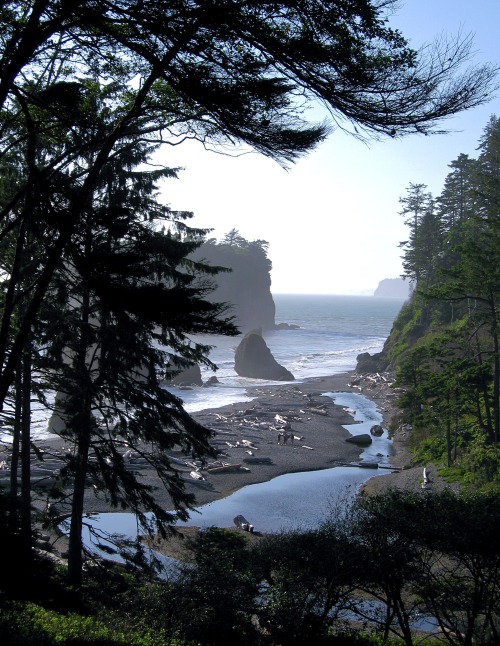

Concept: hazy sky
[[159, 1, 500, 296]]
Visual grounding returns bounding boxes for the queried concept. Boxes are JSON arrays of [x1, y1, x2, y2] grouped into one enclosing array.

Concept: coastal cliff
[[373, 277, 410, 298], [191, 231, 276, 332]]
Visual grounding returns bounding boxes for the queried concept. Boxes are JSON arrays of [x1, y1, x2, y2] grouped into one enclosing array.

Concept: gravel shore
[[30, 370, 423, 558]]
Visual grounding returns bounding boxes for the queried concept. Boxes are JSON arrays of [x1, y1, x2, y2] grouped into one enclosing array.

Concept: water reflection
[[325, 391, 396, 464], [74, 463, 390, 559], [72, 392, 394, 549], [177, 466, 387, 533]]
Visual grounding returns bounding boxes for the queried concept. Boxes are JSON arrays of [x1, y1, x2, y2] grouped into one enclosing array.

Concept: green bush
[[0, 601, 174, 645]]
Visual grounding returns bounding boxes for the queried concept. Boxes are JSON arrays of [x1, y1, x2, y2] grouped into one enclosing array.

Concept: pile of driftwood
[[0, 444, 69, 490], [347, 372, 404, 420], [0, 441, 163, 492], [172, 388, 337, 483], [348, 371, 392, 394], [0, 388, 335, 492]]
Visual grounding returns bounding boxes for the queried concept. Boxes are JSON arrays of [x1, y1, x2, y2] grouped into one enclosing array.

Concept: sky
[[159, 1, 500, 296]]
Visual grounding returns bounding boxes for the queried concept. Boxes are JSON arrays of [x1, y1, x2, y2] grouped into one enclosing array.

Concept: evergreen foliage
[[1, 81, 239, 586], [191, 230, 276, 331], [0, 0, 497, 406], [386, 116, 500, 487], [1, 0, 499, 596]]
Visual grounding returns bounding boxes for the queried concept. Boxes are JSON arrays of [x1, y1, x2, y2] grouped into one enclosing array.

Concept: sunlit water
[[76, 467, 385, 554], [6, 294, 404, 441], [168, 294, 405, 412], [76, 392, 393, 545]]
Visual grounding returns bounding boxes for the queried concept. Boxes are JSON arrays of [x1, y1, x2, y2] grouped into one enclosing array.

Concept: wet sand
[[180, 373, 367, 506], [32, 370, 418, 557], [31, 370, 412, 513], [94, 371, 406, 512]]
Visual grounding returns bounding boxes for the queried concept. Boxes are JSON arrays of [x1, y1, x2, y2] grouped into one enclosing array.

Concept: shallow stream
[[71, 391, 394, 550], [63, 391, 441, 634]]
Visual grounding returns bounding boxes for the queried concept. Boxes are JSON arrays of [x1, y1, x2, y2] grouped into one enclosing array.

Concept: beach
[[27, 294, 408, 522], [34, 371, 401, 516], [29, 368, 430, 561], [177, 370, 409, 508]]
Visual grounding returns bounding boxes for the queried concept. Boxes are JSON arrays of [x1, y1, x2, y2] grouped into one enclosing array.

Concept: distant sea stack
[[374, 278, 410, 299], [190, 231, 276, 332]]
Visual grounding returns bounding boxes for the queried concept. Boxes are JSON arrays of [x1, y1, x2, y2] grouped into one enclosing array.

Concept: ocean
[[167, 294, 406, 412], [66, 294, 407, 549], [23, 294, 404, 439]]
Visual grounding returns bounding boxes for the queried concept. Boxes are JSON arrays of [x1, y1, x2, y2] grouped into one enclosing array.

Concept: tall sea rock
[[191, 234, 276, 332], [235, 330, 294, 380]]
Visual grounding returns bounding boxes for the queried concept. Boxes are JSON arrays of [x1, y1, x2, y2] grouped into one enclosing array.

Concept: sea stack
[[234, 329, 294, 381]]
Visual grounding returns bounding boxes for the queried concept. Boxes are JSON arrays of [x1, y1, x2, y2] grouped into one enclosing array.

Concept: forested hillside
[[2, 2, 499, 642], [377, 116, 500, 488], [191, 230, 276, 332]]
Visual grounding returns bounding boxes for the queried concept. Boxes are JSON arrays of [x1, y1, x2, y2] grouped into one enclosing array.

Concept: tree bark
[[20, 341, 33, 567], [67, 218, 93, 587]]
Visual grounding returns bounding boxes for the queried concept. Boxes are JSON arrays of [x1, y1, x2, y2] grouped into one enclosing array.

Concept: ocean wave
[[1, 296, 402, 438]]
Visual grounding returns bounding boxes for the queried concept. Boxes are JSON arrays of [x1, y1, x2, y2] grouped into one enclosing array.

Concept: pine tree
[[399, 183, 440, 304], [0, 1, 497, 408], [38, 131, 237, 585], [437, 154, 478, 232], [395, 117, 500, 478]]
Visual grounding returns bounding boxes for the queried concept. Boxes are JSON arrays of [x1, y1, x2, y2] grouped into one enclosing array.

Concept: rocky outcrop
[[165, 362, 203, 386], [356, 351, 389, 374], [274, 322, 300, 330], [234, 330, 294, 381], [190, 237, 276, 332], [47, 391, 74, 435]]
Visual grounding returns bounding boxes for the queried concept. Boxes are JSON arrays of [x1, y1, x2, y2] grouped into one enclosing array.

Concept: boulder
[[274, 322, 300, 330], [370, 424, 384, 437], [345, 434, 373, 446], [234, 514, 254, 533], [204, 375, 220, 386], [234, 330, 294, 381], [165, 362, 203, 386]]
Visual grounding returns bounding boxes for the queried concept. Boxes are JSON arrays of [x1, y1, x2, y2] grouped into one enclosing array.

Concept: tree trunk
[[67, 426, 91, 587], [8, 365, 22, 533], [67, 223, 93, 587], [20, 342, 33, 567], [491, 299, 500, 444], [474, 333, 494, 441], [446, 417, 452, 467]]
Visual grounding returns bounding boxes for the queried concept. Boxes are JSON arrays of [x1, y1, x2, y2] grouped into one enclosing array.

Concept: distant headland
[[373, 277, 410, 298]]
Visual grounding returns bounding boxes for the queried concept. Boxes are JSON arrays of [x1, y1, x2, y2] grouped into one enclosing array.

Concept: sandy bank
[[32, 370, 415, 558]]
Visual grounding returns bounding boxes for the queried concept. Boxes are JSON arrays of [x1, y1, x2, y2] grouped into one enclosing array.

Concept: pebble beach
[[25, 369, 438, 560]]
